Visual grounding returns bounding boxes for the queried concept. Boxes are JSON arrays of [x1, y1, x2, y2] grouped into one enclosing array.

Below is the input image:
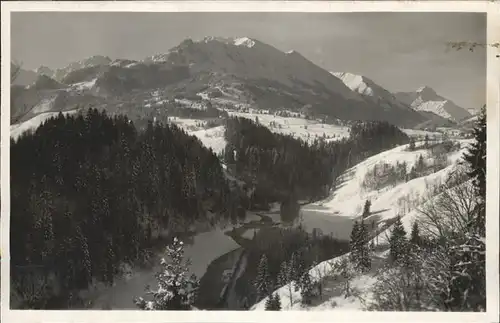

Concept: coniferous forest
[[223, 117, 410, 208], [10, 109, 235, 308]]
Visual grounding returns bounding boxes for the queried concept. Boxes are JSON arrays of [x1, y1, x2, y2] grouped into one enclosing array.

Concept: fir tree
[[409, 137, 416, 151], [409, 221, 421, 248], [349, 221, 360, 264], [362, 200, 371, 218], [349, 220, 371, 272], [290, 250, 306, 291], [357, 220, 371, 272], [134, 238, 199, 310], [273, 293, 282, 310], [278, 259, 294, 307], [264, 295, 274, 310], [389, 216, 408, 264], [463, 105, 486, 235], [299, 272, 314, 305], [447, 105, 486, 311], [265, 293, 282, 310], [424, 134, 429, 148], [254, 254, 272, 301]]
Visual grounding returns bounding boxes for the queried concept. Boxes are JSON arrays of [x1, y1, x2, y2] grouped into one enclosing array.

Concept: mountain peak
[[395, 86, 471, 122], [416, 85, 436, 95], [233, 37, 256, 48]]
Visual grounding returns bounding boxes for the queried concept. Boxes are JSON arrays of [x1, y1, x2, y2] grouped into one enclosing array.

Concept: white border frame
[[1, 2, 499, 323]]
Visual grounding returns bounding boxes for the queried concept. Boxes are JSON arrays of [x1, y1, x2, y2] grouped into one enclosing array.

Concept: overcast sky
[[11, 12, 486, 110]]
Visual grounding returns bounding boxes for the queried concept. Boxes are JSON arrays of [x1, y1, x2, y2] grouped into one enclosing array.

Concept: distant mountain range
[[11, 37, 472, 129], [394, 86, 471, 123], [331, 72, 471, 128]]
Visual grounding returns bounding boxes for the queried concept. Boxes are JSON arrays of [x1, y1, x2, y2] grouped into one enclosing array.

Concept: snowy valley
[[9, 34, 486, 314]]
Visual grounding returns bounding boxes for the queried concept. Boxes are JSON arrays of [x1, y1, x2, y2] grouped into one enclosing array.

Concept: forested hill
[[222, 117, 410, 210], [10, 109, 240, 308], [10, 108, 410, 309]]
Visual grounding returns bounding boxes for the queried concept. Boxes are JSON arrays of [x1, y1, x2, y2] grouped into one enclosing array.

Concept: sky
[[11, 12, 486, 110]]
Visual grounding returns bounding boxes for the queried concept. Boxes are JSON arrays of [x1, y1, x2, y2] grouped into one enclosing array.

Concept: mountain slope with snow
[[395, 86, 471, 123], [10, 110, 79, 140], [11, 36, 435, 129], [252, 139, 472, 310], [332, 72, 427, 125]]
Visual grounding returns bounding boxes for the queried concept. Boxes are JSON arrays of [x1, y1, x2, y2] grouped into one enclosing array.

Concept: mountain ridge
[[395, 86, 471, 123], [11, 36, 462, 129]]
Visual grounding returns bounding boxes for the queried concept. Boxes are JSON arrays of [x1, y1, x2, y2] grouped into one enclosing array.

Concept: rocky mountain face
[[11, 37, 458, 128], [394, 86, 471, 123], [332, 73, 459, 129], [332, 72, 428, 126]]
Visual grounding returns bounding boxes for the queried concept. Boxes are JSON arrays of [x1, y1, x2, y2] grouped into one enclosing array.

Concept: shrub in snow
[[134, 237, 199, 310], [370, 261, 426, 311]]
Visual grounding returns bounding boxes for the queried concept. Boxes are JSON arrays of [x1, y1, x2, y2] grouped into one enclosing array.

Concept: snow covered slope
[[395, 86, 471, 123], [191, 126, 227, 155], [169, 113, 350, 156], [252, 139, 472, 310], [332, 72, 413, 112], [10, 110, 79, 140], [229, 111, 350, 144]]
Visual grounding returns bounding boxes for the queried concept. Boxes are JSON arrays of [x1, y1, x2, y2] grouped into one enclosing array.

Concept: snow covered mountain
[[11, 37, 446, 128], [332, 72, 460, 129], [332, 72, 426, 121], [395, 86, 471, 123]]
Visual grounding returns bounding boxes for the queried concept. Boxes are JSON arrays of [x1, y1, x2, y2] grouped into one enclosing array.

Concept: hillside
[[252, 138, 473, 310]]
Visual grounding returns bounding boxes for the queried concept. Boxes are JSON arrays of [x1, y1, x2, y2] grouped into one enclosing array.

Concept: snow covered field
[[229, 111, 350, 144], [191, 126, 226, 155]]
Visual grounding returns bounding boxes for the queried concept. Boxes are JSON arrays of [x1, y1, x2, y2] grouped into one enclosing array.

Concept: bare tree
[[417, 166, 476, 241], [329, 257, 357, 298]]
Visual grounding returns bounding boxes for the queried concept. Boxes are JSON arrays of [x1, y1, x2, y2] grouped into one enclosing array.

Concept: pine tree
[[290, 250, 306, 291], [362, 200, 371, 218], [409, 221, 421, 248], [273, 293, 282, 310], [424, 134, 429, 148], [389, 216, 408, 264], [349, 220, 371, 272], [254, 254, 272, 301], [409, 138, 416, 151], [265, 293, 282, 310], [134, 237, 199, 310], [265, 295, 274, 310], [299, 271, 314, 305], [447, 105, 486, 311], [278, 260, 294, 307], [416, 154, 426, 173], [349, 221, 360, 264], [463, 105, 486, 235], [357, 220, 371, 272]]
